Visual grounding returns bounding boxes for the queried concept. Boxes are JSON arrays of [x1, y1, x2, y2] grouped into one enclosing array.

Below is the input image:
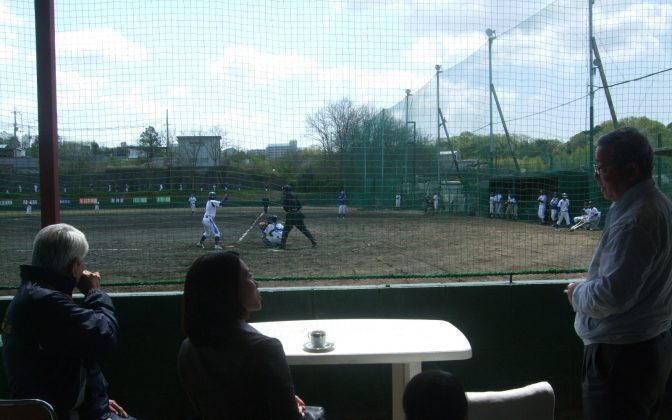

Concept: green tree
[[138, 126, 162, 159], [306, 98, 375, 154]]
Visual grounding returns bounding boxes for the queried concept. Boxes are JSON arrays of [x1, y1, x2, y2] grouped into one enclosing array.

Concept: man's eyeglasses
[[593, 162, 607, 176]]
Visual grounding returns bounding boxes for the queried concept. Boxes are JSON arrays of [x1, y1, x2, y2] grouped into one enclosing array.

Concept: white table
[[251, 318, 472, 420]]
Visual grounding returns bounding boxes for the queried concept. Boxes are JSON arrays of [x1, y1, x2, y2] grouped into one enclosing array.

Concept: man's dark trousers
[[582, 330, 672, 420]]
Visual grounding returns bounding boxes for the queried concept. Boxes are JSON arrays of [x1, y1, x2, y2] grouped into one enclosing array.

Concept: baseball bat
[[237, 211, 265, 242]]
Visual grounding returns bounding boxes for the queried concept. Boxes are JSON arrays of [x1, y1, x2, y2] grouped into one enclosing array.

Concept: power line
[[605, 67, 672, 89], [469, 67, 672, 136]]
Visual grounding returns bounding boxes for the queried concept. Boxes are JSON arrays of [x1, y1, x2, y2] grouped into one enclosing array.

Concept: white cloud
[[57, 28, 147, 62], [169, 87, 191, 99], [0, 1, 23, 26], [0, 1, 23, 64], [57, 71, 106, 106], [405, 32, 489, 68], [317, 66, 429, 105], [208, 45, 317, 86], [595, 3, 672, 64]]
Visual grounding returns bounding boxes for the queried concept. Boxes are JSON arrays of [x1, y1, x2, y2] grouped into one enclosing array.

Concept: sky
[[1, 0, 670, 150]]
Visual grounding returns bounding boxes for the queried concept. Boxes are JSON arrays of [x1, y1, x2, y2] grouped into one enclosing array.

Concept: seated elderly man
[[1, 223, 135, 420]]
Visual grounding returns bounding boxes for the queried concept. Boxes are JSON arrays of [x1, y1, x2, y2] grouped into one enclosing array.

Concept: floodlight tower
[[405, 89, 412, 188], [486, 28, 496, 176], [435, 64, 442, 184]]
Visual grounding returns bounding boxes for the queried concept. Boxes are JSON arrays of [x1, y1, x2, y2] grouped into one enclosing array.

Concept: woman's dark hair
[[403, 370, 467, 420], [182, 251, 247, 345]]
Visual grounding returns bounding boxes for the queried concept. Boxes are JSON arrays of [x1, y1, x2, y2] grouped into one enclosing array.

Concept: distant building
[[176, 136, 222, 167], [0, 145, 25, 158], [127, 147, 147, 159], [266, 140, 297, 159]]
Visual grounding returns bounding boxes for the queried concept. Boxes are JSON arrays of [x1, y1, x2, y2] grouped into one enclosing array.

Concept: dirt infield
[[0, 206, 599, 292]]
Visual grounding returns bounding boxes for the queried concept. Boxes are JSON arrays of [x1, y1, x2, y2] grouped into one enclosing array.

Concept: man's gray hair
[[32, 223, 89, 273], [596, 127, 653, 178]]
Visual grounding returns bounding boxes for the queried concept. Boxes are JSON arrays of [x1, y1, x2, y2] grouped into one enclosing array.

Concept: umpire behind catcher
[[280, 185, 317, 249]]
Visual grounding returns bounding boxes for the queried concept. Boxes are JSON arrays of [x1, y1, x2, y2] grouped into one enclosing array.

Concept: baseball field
[[0, 205, 599, 293]]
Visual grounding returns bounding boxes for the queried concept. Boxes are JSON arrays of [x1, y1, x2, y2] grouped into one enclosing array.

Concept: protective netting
[[0, 0, 671, 286]]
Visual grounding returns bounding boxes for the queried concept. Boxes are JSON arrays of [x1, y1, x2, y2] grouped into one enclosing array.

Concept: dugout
[[486, 170, 606, 222]]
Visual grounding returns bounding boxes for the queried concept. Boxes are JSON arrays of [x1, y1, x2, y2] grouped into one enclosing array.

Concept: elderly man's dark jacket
[[2, 265, 119, 420]]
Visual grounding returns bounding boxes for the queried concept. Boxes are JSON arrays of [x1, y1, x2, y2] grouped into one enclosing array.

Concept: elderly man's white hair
[[32, 223, 89, 273]]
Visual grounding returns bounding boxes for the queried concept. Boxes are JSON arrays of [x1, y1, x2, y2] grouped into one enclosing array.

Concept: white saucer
[[303, 341, 335, 353]]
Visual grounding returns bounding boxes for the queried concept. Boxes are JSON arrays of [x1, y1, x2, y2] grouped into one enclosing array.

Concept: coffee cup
[[309, 330, 326, 348]]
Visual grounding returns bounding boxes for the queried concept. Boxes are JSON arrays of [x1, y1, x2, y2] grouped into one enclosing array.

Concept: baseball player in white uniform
[[573, 201, 601, 230], [494, 192, 503, 218], [395, 193, 401, 209], [537, 190, 547, 224], [188, 194, 197, 215], [555, 193, 571, 229], [196, 192, 224, 249], [549, 192, 559, 224], [259, 215, 284, 247]]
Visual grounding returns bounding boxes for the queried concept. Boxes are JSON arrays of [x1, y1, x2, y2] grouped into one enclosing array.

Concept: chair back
[[0, 398, 57, 420], [466, 381, 555, 420]]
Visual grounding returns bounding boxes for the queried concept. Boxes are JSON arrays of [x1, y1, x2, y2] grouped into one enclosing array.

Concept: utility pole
[[13, 109, 20, 142], [166, 109, 171, 188], [405, 89, 412, 190]]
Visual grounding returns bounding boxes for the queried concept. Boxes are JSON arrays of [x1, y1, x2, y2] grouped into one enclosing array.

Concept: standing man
[[1, 224, 134, 420], [555, 193, 570, 230], [338, 189, 347, 219], [188, 193, 197, 215], [565, 127, 672, 420], [549, 192, 559, 225], [493, 191, 503, 218], [505, 192, 517, 220], [280, 185, 316, 249], [196, 191, 224, 249], [395, 192, 401, 210], [433, 192, 440, 213], [489, 191, 495, 218], [537, 190, 547, 224]]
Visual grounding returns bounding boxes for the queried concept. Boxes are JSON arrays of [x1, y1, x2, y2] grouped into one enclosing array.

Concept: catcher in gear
[[259, 215, 284, 247]]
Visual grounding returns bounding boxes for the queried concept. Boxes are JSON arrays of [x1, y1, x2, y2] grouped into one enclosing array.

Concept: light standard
[[486, 28, 496, 176], [405, 89, 412, 189], [435, 64, 442, 185]]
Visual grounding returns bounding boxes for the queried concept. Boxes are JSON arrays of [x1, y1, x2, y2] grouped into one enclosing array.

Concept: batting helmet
[[282, 185, 292, 192], [208, 191, 216, 199], [267, 215, 278, 224], [562, 192, 568, 198]]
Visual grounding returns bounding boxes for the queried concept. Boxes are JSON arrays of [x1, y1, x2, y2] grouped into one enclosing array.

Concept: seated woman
[[178, 251, 309, 419]]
